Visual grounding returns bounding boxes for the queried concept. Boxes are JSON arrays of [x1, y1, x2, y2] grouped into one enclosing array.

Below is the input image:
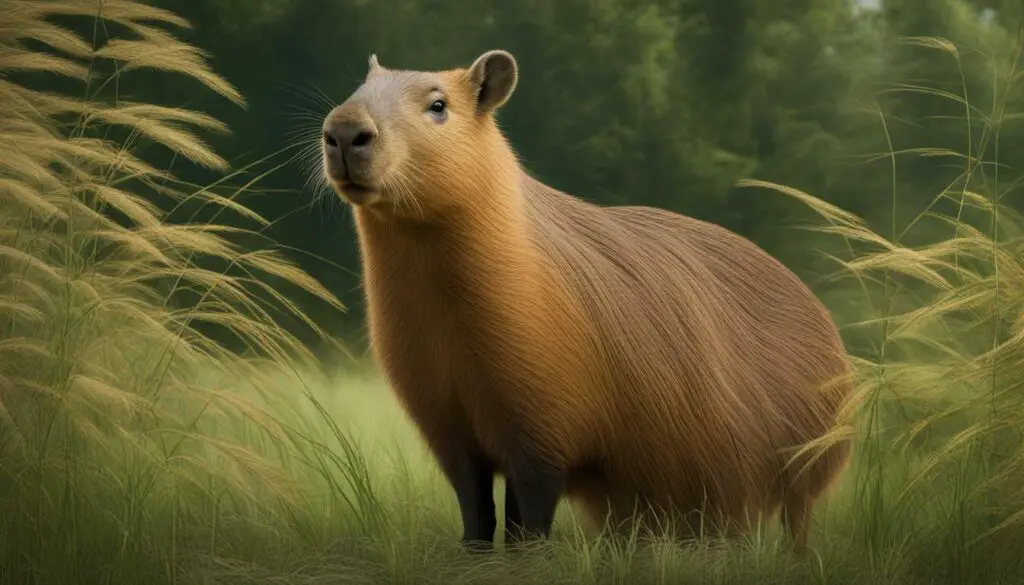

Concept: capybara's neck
[[353, 143, 543, 323], [353, 185, 532, 277]]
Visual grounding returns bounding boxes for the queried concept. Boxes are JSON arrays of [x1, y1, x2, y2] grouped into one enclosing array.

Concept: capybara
[[318, 50, 852, 554]]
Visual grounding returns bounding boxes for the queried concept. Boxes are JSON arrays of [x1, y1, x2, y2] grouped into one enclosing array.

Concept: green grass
[[4, 1, 1024, 583]]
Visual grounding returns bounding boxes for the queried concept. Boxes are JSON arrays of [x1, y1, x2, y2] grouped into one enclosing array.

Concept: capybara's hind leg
[[503, 479, 525, 547], [781, 442, 851, 555], [506, 463, 565, 542], [780, 493, 811, 555]]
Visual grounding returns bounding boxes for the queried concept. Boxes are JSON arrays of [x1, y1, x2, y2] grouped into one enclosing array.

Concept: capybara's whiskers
[[280, 81, 337, 113], [392, 168, 424, 221]]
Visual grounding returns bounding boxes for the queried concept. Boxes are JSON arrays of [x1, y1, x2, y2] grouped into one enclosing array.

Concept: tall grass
[[0, 1, 382, 583], [739, 32, 1024, 583], [3, 1, 1024, 583]]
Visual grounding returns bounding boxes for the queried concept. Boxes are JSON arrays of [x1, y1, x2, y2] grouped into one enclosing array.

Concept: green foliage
[[3, 0, 1024, 584], [134, 0, 1024, 340]]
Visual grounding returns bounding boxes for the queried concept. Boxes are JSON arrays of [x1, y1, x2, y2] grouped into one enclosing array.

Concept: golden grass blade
[[896, 36, 960, 56], [0, 298, 45, 324], [0, 47, 89, 79], [0, 244, 63, 285], [0, 178, 68, 220], [94, 39, 244, 106], [86, 184, 164, 228], [84, 105, 230, 170], [0, 20, 91, 57], [735, 178, 869, 230]]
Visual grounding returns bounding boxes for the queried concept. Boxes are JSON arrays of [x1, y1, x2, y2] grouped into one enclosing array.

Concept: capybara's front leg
[[443, 450, 497, 553], [505, 460, 565, 543]]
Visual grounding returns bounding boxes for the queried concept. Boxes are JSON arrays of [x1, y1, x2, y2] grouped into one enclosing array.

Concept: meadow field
[[3, 1, 1024, 584]]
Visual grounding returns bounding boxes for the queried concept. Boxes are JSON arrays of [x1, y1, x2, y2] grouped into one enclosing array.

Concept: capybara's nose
[[323, 117, 377, 166]]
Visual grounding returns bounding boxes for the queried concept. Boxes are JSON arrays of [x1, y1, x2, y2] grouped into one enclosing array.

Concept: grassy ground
[[7, 361, 1019, 585], [4, 1, 1024, 584]]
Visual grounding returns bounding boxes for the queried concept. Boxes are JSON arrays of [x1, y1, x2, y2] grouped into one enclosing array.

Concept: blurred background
[[142, 0, 1022, 351]]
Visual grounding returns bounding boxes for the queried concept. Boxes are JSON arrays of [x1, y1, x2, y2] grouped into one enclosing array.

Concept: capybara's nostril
[[352, 131, 374, 148], [322, 119, 376, 157]]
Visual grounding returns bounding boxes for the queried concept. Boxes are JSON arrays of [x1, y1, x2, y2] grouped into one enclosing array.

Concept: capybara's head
[[321, 50, 519, 215]]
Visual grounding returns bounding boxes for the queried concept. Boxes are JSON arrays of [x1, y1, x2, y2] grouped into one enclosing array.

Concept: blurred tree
[[117, 0, 1024, 348]]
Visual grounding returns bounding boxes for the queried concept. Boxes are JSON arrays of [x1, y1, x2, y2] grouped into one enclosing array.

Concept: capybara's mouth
[[324, 164, 377, 205], [336, 181, 377, 205]]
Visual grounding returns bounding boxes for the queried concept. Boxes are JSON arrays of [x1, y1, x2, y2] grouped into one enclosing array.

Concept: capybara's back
[[526, 175, 851, 546]]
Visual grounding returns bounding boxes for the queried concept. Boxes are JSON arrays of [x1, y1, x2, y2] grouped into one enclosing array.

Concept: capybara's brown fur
[[319, 50, 852, 554]]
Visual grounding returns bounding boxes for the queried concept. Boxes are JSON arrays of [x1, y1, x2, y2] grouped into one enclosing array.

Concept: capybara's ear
[[366, 53, 381, 78], [466, 50, 518, 117]]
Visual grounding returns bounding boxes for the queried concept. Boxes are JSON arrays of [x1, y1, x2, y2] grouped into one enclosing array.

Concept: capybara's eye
[[429, 99, 446, 114]]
